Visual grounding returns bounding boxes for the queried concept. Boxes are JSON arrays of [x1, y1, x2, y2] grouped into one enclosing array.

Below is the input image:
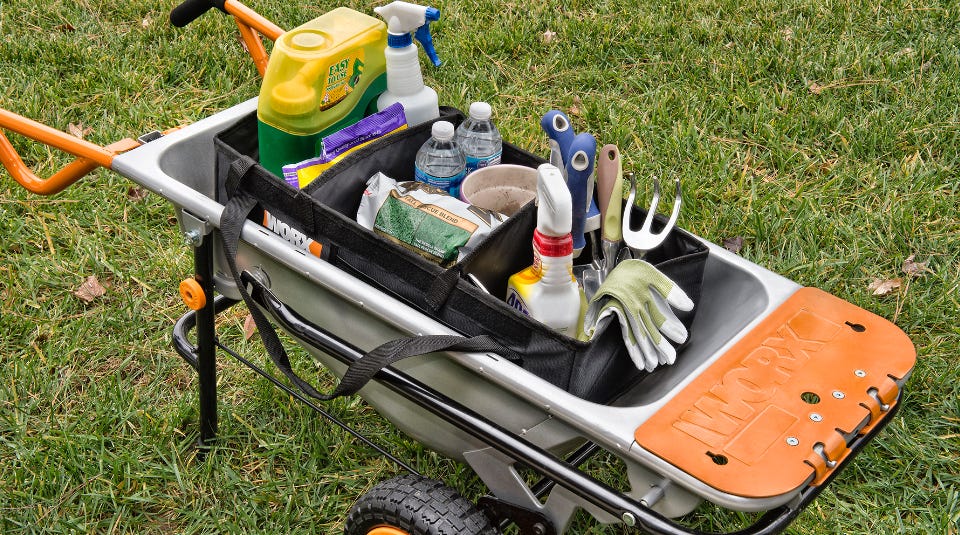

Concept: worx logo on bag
[[263, 210, 323, 258]]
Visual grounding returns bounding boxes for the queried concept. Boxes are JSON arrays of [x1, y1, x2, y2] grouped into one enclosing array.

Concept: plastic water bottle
[[456, 102, 502, 175], [414, 121, 467, 197]]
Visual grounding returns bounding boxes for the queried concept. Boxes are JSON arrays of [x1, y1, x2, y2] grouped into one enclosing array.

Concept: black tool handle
[[169, 0, 227, 27]]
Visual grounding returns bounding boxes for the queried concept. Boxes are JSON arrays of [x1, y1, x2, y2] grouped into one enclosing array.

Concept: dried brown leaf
[[74, 275, 106, 303], [126, 186, 149, 201], [902, 254, 932, 277], [816, 156, 838, 173], [142, 17, 151, 28], [569, 96, 583, 117], [542, 30, 557, 44], [808, 82, 823, 95], [722, 236, 744, 253], [68, 123, 94, 139], [55, 23, 76, 32], [867, 278, 901, 296], [243, 314, 257, 340]]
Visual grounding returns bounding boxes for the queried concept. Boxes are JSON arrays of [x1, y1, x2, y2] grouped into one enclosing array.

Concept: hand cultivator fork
[[621, 173, 682, 257]]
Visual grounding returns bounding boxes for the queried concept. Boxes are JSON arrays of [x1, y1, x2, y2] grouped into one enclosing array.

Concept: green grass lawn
[[1, 0, 958, 533]]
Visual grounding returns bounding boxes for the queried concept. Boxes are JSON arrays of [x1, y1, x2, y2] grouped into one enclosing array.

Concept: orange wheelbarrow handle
[[0, 109, 139, 196], [171, 0, 284, 76], [1, 0, 284, 196]]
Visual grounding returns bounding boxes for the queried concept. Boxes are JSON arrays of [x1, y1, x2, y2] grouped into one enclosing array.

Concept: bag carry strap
[[221, 157, 332, 400], [328, 334, 520, 399], [219, 156, 520, 401]]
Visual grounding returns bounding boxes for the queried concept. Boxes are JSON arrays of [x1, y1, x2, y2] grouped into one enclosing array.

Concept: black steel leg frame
[[171, 230, 420, 472], [169, 235, 900, 535]]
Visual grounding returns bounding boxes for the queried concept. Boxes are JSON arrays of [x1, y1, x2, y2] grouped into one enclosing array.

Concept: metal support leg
[[192, 231, 218, 449]]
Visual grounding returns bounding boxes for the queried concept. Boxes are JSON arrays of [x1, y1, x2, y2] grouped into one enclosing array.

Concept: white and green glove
[[583, 259, 694, 372]]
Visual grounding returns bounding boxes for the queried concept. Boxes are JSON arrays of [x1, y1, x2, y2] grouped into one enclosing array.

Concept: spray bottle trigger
[[415, 20, 441, 67]]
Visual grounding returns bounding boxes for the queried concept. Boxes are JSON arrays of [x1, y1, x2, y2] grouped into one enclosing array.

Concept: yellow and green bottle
[[257, 8, 388, 178]]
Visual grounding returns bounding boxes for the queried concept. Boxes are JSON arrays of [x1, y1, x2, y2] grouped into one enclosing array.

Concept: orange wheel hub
[[367, 528, 408, 535]]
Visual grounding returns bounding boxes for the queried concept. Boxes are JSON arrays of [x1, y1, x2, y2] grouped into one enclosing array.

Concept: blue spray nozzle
[[415, 20, 441, 67], [375, 2, 442, 66]]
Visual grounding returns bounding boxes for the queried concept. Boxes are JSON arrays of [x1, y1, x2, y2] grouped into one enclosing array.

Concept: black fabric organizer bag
[[214, 107, 708, 404]]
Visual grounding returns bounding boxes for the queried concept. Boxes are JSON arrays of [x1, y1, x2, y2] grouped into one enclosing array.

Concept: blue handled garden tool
[[540, 110, 600, 256], [540, 109, 575, 163], [565, 132, 596, 256]]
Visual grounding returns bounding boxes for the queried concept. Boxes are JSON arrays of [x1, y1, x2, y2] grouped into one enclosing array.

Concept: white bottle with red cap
[[505, 163, 583, 336]]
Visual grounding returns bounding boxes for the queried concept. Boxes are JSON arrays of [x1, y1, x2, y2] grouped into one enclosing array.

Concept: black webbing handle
[[169, 0, 227, 27], [220, 156, 520, 402], [247, 272, 522, 397]]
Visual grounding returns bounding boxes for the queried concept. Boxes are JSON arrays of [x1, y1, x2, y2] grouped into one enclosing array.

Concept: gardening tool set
[[0, 1, 917, 534]]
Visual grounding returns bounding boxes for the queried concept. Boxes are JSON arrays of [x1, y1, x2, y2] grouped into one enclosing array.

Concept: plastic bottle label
[[415, 167, 467, 197], [465, 150, 503, 174], [319, 51, 366, 111], [505, 289, 530, 316]]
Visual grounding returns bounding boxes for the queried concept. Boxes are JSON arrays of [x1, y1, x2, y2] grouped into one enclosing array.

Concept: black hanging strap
[[217, 156, 519, 401], [426, 267, 462, 311], [328, 334, 520, 399], [220, 157, 331, 400]]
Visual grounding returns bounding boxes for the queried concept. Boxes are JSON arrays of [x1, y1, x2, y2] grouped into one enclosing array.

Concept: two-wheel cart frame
[[1, 2, 917, 534]]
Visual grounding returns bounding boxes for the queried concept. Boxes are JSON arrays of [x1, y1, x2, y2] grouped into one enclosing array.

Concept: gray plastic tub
[[111, 98, 916, 531]]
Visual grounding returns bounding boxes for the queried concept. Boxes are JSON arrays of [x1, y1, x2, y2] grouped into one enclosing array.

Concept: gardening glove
[[582, 259, 694, 372]]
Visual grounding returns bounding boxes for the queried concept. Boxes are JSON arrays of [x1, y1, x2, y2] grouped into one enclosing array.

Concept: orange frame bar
[[0, 109, 139, 195], [226, 0, 284, 76], [225, 0, 283, 41]]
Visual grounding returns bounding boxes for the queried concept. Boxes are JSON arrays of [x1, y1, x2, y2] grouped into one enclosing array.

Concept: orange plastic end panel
[[179, 278, 207, 311], [635, 287, 916, 499], [0, 109, 140, 195]]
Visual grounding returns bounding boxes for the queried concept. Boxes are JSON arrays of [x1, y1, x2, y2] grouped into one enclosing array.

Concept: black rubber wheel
[[344, 474, 498, 535]]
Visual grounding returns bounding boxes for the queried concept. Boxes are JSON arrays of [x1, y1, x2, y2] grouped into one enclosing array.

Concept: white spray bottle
[[505, 163, 583, 336], [374, 1, 442, 127]]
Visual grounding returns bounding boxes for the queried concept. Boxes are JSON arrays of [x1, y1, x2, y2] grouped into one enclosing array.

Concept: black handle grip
[[169, 0, 227, 28]]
